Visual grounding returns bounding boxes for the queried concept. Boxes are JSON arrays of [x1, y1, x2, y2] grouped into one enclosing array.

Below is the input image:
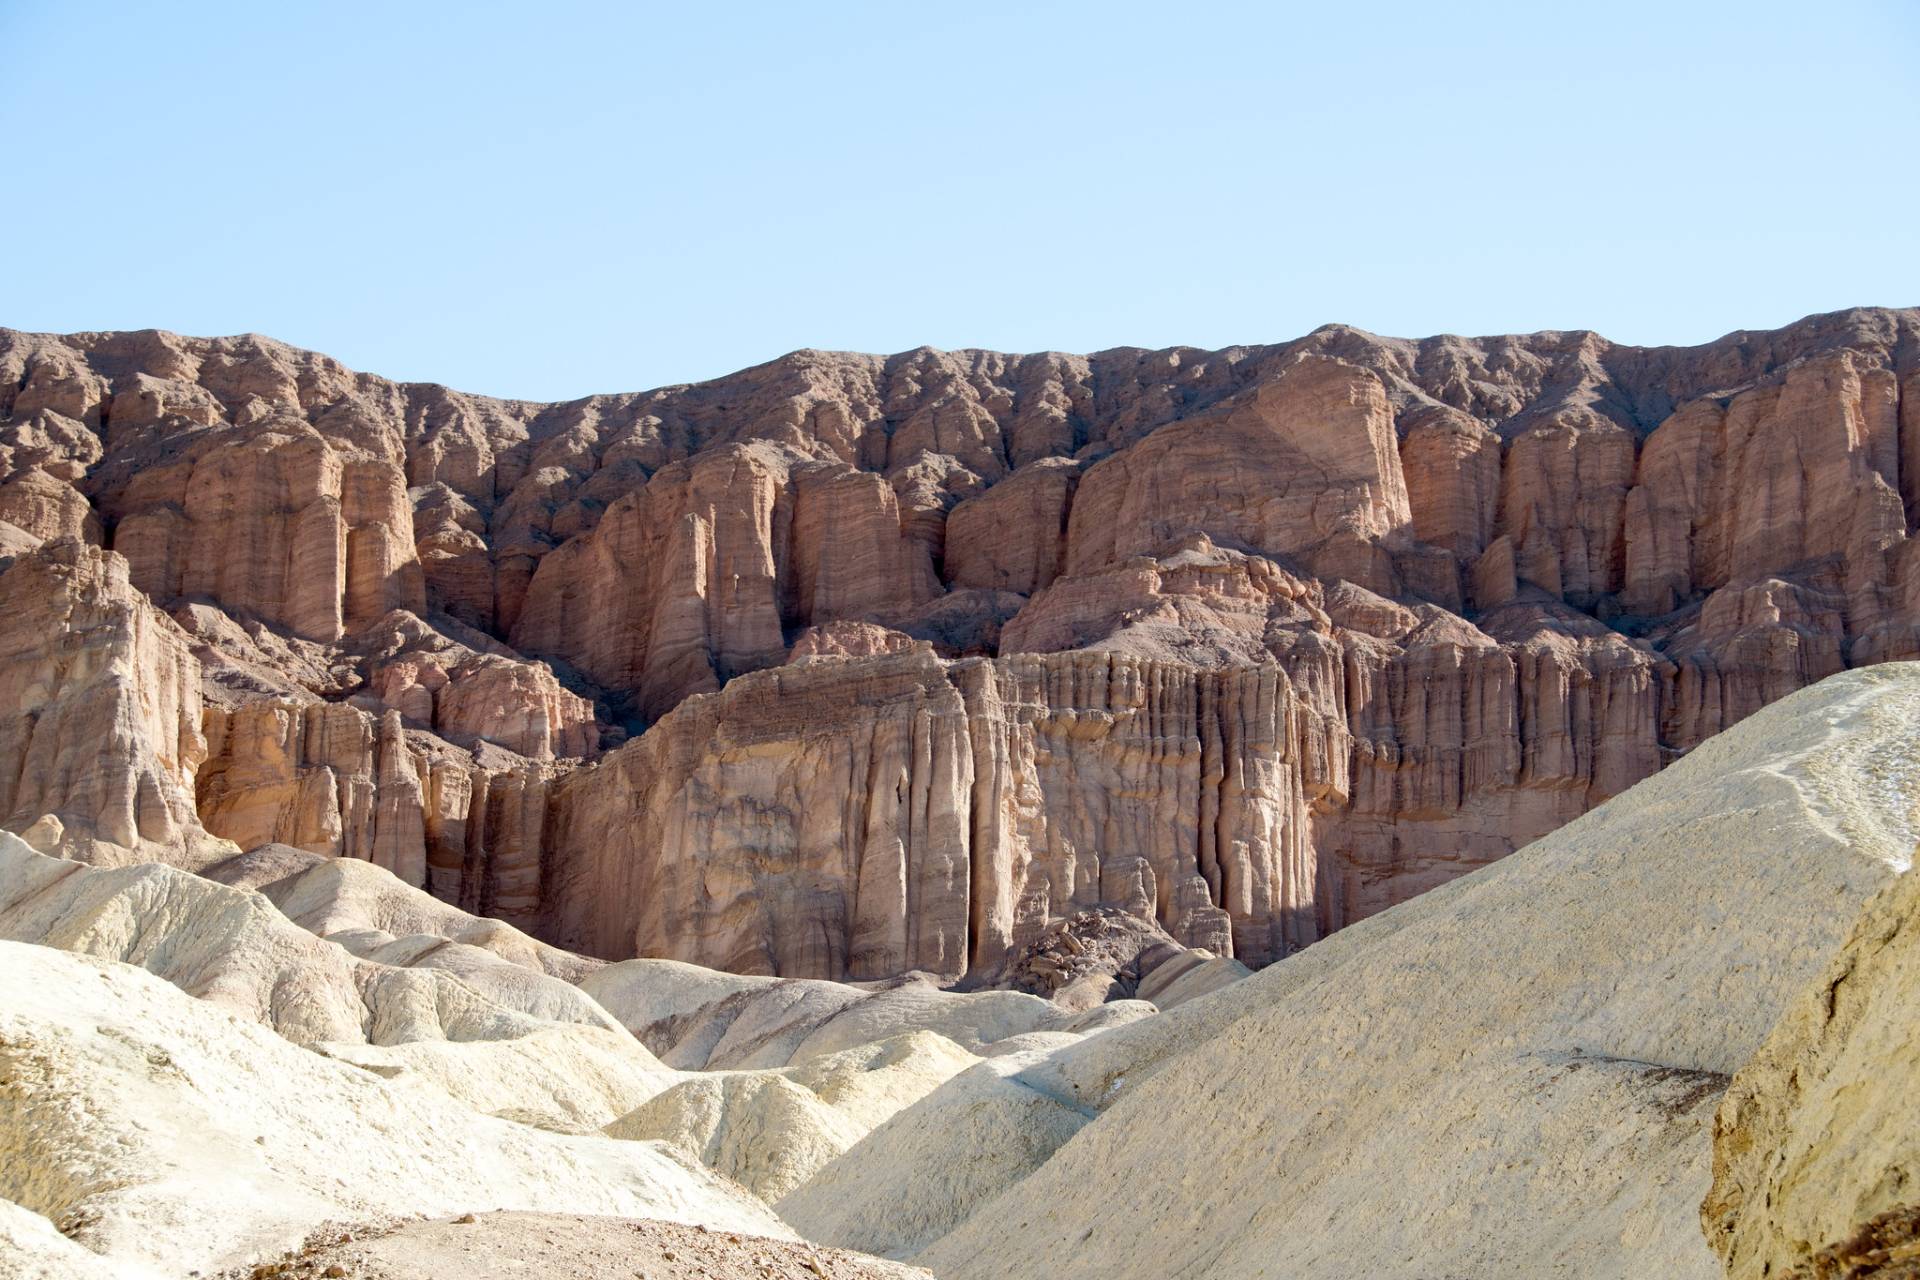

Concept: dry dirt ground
[[223, 1213, 932, 1280]]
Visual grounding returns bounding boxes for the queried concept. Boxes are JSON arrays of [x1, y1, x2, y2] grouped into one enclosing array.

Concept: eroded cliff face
[[2, 309, 1917, 978], [536, 561, 1661, 975], [0, 540, 223, 866]]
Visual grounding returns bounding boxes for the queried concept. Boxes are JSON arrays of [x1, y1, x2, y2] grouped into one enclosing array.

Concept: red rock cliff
[[2, 308, 1916, 976]]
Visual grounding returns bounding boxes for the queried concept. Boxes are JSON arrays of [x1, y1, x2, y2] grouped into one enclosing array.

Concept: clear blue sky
[[5, 1, 1917, 400]]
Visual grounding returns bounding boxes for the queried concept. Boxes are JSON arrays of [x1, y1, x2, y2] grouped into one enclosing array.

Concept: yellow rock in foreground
[[1705, 853, 1920, 1278]]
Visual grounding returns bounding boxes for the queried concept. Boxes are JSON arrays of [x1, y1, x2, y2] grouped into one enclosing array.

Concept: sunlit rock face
[[3, 308, 1918, 977]]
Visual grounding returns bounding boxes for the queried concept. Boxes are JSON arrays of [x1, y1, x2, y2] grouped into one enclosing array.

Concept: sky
[[4, 1, 1917, 401]]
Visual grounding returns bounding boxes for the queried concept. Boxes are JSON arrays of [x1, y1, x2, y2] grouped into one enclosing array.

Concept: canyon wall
[[1, 308, 1916, 978], [0, 539, 220, 865]]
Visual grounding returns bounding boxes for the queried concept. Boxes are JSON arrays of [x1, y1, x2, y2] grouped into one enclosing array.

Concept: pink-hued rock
[[0, 540, 225, 865], [787, 620, 930, 662], [103, 422, 424, 643], [194, 692, 562, 902], [510, 442, 796, 721], [1063, 354, 1411, 584], [0, 468, 101, 544], [3, 309, 1920, 979], [360, 612, 599, 761], [945, 457, 1079, 596]]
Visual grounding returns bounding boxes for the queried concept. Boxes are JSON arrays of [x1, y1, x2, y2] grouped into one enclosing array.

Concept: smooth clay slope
[[0, 939, 790, 1280], [0, 825, 1168, 1276]]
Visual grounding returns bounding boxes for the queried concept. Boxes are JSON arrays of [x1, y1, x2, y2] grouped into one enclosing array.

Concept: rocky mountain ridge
[[3, 307, 1917, 977]]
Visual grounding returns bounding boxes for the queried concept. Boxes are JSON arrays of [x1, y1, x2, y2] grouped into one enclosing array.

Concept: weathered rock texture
[[0, 540, 221, 866], [1704, 833, 1920, 1279], [4, 310, 1919, 978]]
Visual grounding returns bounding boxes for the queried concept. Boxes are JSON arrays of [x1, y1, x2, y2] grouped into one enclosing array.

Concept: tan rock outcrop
[[194, 691, 570, 912], [999, 534, 1324, 666], [198, 699, 400, 864], [1398, 403, 1500, 559], [0, 468, 100, 544], [1704, 838, 1920, 1279], [104, 422, 425, 643], [197, 697, 505, 894], [788, 621, 930, 663], [360, 611, 599, 760], [997, 907, 1194, 1010], [538, 639, 1488, 977], [0, 540, 223, 865], [547, 651, 975, 977], [789, 460, 941, 623], [513, 444, 944, 722], [944, 457, 1078, 596], [511, 443, 797, 720], [410, 480, 498, 629]]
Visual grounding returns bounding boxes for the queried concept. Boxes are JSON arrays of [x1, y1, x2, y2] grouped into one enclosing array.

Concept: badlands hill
[[1, 308, 1918, 984], [3, 663, 1918, 1277]]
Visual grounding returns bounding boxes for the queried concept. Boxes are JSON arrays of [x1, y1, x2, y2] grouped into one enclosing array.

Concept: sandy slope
[[0, 941, 792, 1278], [883, 664, 1920, 1278], [0, 835, 614, 1045], [582, 958, 1155, 1068], [224, 1212, 932, 1280]]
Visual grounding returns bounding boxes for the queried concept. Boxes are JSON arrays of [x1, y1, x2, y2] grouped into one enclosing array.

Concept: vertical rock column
[[462, 765, 554, 925], [368, 710, 427, 886]]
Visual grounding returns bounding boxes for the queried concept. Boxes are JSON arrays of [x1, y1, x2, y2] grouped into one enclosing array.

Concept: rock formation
[[3, 310, 1919, 980], [1704, 833, 1920, 1279], [4, 661, 1919, 1279], [0, 540, 220, 866]]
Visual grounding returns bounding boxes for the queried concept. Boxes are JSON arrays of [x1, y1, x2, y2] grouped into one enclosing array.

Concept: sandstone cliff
[[3, 310, 1918, 978], [0, 540, 222, 866]]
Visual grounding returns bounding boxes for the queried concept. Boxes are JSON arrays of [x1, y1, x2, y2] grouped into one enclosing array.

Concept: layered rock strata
[[3, 310, 1918, 979], [539, 631, 1648, 975], [0, 540, 221, 865]]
